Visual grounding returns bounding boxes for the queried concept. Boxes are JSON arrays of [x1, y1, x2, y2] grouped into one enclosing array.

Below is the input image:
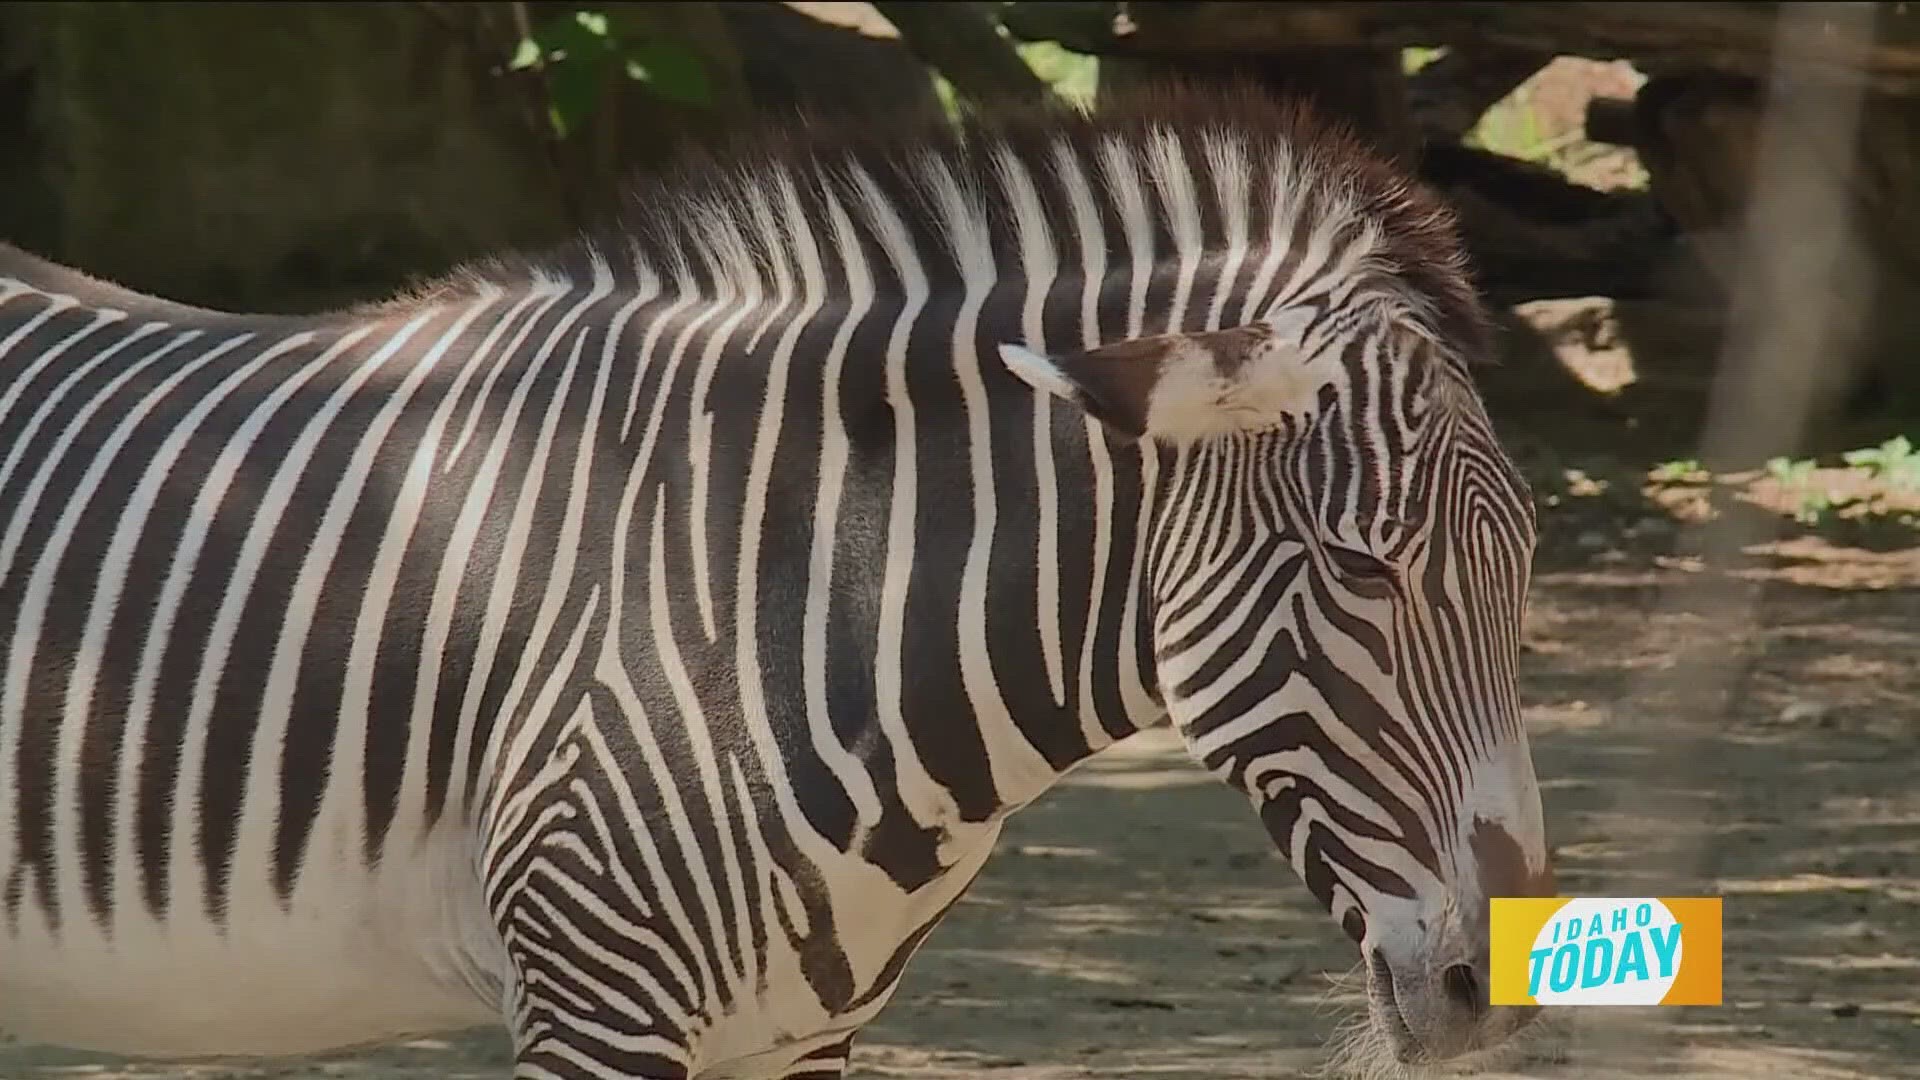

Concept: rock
[[1779, 700, 1829, 725]]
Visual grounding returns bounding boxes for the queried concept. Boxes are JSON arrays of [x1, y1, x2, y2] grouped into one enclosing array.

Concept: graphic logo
[[1489, 897, 1721, 1006]]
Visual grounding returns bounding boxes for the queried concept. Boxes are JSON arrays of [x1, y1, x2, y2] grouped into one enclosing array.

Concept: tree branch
[[1407, 46, 1553, 143], [872, 1, 1055, 109], [1003, 2, 1920, 94]]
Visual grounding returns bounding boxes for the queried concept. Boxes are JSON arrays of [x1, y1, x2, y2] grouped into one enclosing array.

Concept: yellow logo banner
[[1489, 897, 1721, 1006]]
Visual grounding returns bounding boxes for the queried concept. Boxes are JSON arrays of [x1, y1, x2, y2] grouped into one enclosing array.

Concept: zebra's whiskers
[[1311, 962, 1408, 1080], [1317, 1008, 1416, 1080]]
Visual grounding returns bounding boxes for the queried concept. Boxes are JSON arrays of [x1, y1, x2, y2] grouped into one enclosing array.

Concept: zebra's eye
[[1326, 546, 1399, 599]]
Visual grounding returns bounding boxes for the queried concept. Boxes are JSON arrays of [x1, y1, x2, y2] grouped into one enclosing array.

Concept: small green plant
[[1649, 458, 1706, 484], [1764, 456, 1815, 484], [1841, 435, 1920, 491], [1765, 456, 1838, 525]]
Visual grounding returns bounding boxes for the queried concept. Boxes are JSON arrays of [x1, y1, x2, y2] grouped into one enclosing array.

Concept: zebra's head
[[1002, 270, 1552, 1063]]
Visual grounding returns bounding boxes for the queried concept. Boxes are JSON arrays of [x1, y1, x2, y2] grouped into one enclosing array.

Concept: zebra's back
[[0, 267, 522, 1053]]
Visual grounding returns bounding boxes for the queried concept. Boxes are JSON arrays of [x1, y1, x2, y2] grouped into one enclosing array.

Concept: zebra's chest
[[0, 822, 505, 1058], [686, 818, 1006, 1078]]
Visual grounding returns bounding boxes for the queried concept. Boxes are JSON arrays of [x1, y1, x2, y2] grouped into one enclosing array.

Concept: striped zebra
[[0, 88, 1554, 1078]]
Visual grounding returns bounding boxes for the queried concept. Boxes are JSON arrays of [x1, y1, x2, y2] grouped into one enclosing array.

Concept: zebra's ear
[[997, 322, 1325, 441]]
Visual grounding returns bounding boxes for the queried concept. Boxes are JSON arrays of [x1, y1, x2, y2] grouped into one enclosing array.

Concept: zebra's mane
[[407, 85, 1489, 358]]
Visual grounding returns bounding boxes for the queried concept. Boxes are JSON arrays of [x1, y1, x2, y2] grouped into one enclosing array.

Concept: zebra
[[0, 87, 1554, 1078]]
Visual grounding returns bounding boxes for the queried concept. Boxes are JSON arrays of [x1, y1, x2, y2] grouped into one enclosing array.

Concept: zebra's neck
[[463, 252, 1177, 869]]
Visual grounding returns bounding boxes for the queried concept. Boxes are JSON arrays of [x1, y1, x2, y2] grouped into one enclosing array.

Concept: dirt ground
[[5, 294, 1919, 1080]]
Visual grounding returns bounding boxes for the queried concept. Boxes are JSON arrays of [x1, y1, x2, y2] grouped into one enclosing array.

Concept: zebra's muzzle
[[1366, 948, 1423, 1063]]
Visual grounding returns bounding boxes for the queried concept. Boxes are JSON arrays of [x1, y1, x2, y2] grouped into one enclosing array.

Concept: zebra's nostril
[[1442, 963, 1487, 1018]]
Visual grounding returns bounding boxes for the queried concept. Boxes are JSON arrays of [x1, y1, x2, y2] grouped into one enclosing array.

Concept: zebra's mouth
[[1367, 949, 1423, 1063]]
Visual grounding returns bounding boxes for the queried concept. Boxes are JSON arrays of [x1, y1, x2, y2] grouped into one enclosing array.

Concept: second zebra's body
[[0, 89, 1555, 1078]]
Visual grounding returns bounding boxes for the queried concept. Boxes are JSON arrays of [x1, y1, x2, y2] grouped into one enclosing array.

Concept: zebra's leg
[[498, 904, 702, 1080], [779, 1036, 856, 1079], [488, 742, 703, 1079]]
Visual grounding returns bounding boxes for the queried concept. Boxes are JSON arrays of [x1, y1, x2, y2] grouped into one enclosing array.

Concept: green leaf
[[544, 48, 611, 138], [508, 36, 543, 71], [537, 9, 616, 61], [573, 9, 610, 37], [622, 38, 710, 106]]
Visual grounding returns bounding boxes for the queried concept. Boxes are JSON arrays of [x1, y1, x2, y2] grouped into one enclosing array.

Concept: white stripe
[[1052, 144, 1120, 751], [804, 177, 887, 849], [0, 303, 124, 487], [1239, 153, 1300, 326], [591, 622, 724, 1010], [1204, 133, 1252, 330], [52, 327, 317, 926], [686, 199, 767, 642], [109, 324, 376, 938], [0, 319, 170, 578], [435, 272, 614, 817], [0, 286, 85, 436], [1145, 129, 1203, 335], [0, 324, 230, 919], [850, 162, 961, 833], [444, 274, 572, 469], [575, 691, 708, 1013], [619, 250, 696, 443], [1099, 137, 1155, 341], [1119, 437, 1165, 724], [645, 487, 751, 998], [995, 147, 1068, 711], [743, 179, 799, 355], [923, 154, 1057, 804], [730, 168, 888, 877], [460, 259, 647, 842], [167, 311, 436, 919]]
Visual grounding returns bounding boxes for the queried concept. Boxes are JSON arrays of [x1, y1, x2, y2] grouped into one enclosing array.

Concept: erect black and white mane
[[394, 86, 1488, 360]]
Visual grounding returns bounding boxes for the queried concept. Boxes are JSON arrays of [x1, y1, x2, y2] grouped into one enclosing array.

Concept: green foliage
[[510, 8, 709, 139], [1764, 455, 1818, 485], [1649, 458, 1706, 484], [931, 73, 963, 124], [1401, 46, 1447, 75], [930, 37, 1099, 124], [1467, 86, 1573, 166], [1762, 440, 1920, 528], [1840, 435, 1920, 491], [1464, 73, 1651, 191], [1765, 455, 1832, 525], [1017, 40, 1098, 106]]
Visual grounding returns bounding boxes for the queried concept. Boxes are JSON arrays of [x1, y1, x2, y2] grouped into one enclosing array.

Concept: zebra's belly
[[0, 829, 506, 1058]]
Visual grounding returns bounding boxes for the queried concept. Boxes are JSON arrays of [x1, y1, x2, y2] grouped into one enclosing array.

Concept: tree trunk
[[1003, 2, 1920, 93]]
